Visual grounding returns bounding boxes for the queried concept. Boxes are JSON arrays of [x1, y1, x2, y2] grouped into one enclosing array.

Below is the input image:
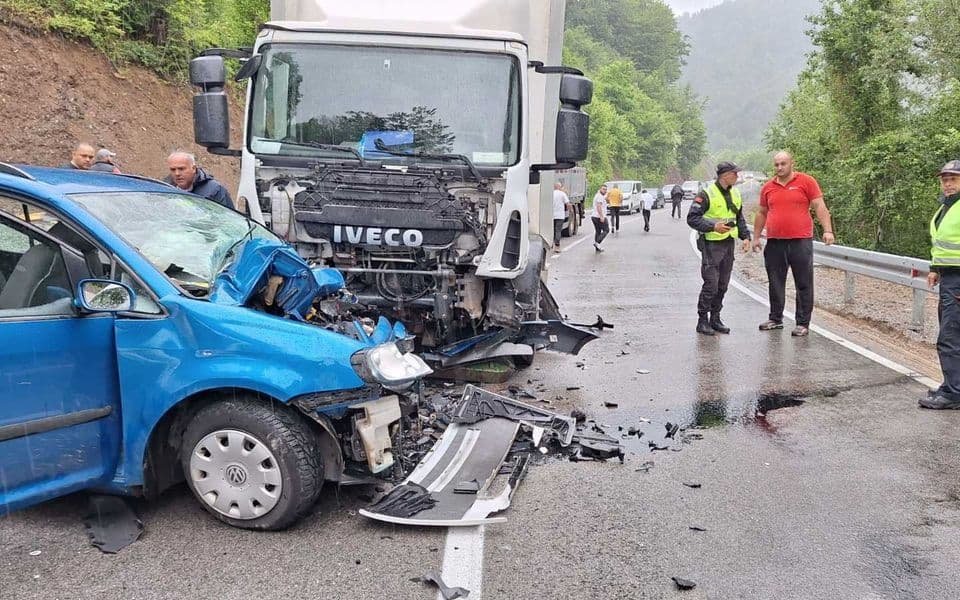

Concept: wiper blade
[[214, 221, 257, 278], [374, 139, 484, 182], [276, 139, 366, 165]]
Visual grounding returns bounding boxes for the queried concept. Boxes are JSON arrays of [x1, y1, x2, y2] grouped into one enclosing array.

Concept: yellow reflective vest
[[930, 201, 960, 267], [704, 183, 742, 241]]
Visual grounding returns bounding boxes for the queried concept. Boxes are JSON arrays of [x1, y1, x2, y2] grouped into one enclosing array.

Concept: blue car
[[0, 164, 431, 530]]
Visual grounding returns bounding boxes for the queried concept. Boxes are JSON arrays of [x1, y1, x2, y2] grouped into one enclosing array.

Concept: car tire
[[513, 348, 535, 369], [181, 396, 325, 531]]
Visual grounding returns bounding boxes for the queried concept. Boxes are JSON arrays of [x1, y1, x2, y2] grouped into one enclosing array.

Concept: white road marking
[[549, 213, 644, 263], [438, 526, 486, 600], [687, 230, 939, 389]]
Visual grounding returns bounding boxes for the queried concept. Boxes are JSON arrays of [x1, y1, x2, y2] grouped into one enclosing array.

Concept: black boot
[[696, 316, 715, 336], [710, 314, 730, 334]]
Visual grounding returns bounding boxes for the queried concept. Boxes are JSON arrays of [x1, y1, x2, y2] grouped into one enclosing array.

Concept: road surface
[[3, 206, 959, 600]]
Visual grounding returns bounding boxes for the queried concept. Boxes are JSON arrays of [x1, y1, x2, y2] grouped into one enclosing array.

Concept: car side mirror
[[77, 279, 134, 312]]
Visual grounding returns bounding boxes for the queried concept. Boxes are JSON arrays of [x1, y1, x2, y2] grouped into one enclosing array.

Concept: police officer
[[687, 162, 752, 336], [922, 160, 960, 409]]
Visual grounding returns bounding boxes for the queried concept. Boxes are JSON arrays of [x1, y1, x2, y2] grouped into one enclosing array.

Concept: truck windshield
[[70, 191, 277, 293], [249, 44, 521, 167]]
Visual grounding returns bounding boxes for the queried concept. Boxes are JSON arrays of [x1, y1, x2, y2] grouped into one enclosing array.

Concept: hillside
[[0, 22, 241, 191], [678, 0, 821, 150]]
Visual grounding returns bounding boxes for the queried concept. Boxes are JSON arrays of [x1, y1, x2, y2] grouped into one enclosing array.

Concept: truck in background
[[557, 166, 586, 237], [190, 0, 599, 370]]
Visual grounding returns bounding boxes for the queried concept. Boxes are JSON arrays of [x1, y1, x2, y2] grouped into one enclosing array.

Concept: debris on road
[[664, 422, 680, 438], [603, 401, 619, 408], [362, 385, 623, 526], [636, 369, 651, 375], [689, 526, 707, 532], [413, 570, 470, 599], [672, 576, 697, 590], [682, 482, 702, 489], [83, 495, 143, 554], [635, 460, 655, 473]]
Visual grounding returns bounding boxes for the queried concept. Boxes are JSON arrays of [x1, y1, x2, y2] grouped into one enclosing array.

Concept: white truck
[[190, 0, 599, 369], [557, 166, 586, 237]]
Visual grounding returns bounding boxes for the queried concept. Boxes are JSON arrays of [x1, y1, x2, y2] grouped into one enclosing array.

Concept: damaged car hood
[[208, 238, 345, 321]]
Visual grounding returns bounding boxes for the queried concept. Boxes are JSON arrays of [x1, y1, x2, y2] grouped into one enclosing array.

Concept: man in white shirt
[[552, 182, 571, 252], [641, 188, 656, 232], [592, 184, 609, 252]]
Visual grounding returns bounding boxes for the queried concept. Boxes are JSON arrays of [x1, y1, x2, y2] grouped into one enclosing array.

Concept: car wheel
[[513, 348, 535, 369], [181, 396, 325, 530]]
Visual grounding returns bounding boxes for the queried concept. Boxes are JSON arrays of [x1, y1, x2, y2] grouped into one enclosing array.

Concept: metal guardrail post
[[843, 272, 856, 304], [912, 288, 926, 331]]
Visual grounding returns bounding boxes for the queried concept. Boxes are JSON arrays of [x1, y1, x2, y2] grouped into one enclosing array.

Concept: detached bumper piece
[[361, 384, 572, 527]]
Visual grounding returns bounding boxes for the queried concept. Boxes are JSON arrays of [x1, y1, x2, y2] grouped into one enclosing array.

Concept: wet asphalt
[[3, 206, 960, 599]]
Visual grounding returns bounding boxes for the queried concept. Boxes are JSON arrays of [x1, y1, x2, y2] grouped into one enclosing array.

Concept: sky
[[663, 0, 726, 15]]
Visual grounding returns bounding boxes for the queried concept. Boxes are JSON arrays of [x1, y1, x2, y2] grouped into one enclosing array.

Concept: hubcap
[[189, 429, 282, 520]]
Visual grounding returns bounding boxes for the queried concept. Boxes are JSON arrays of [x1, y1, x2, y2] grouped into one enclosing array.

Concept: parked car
[[604, 180, 643, 214], [645, 185, 665, 209], [681, 180, 700, 201], [0, 164, 432, 530], [661, 184, 675, 203]]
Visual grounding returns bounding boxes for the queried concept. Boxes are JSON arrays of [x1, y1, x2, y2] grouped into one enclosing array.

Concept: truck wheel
[[181, 396, 325, 530]]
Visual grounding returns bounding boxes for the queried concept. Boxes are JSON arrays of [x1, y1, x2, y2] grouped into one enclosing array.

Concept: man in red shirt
[[752, 151, 835, 336]]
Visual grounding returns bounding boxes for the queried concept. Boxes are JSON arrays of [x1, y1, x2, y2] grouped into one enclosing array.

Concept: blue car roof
[[1, 164, 175, 195]]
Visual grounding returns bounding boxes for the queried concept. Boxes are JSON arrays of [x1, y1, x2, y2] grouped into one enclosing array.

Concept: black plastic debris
[[682, 482, 702, 489], [507, 385, 537, 400], [453, 479, 481, 495], [366, 483, 437, 519], [566, 386, 581, 391], [756, 392, 806, 416], [689, 526, 707, 532], [648, 441, 670, 451], [665, 422, 680, 439], [570, 409, 587, 423], [453, 385, 576, 446], [672, 577, 697, 590], [603, 401, 618, 408], [413, 570, 470, 599], [83, 495, 143, 554]]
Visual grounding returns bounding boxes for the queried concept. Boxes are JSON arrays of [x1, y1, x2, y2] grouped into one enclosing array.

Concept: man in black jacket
[[164, 151, 233, 209], [670, 183, 684, 219]]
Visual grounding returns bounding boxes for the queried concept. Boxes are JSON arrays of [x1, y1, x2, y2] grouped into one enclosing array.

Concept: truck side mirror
[[555, 74, 593, 164], [190, 56, 235, 154]]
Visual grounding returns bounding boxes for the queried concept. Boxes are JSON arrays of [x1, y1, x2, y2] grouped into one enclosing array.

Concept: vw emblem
[[225, 464, 247, 486]]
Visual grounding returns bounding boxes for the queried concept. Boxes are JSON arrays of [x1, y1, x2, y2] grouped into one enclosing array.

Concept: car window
[[0, 217, 74, 318]]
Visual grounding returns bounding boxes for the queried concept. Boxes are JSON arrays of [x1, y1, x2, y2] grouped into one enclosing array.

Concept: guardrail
[[812, 241, 932, 330]]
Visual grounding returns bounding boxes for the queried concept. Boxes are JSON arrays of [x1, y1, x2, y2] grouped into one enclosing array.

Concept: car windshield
[[70, 191, 277, 294], [249, 44, 521, 167]]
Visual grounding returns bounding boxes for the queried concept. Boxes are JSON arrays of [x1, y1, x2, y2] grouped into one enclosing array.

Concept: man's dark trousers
[[671, 200, 682, 218], [764, 238, 814, 326], [610, 206, 621, 231], [937, 271, 960, 400], [642, 208, 651, 230], [698, 237, 735, 317]]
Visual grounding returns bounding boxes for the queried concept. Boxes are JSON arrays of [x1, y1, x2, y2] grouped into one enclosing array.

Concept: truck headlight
[[351, 343, 433, 388]]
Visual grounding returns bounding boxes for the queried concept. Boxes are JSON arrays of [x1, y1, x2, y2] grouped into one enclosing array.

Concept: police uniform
[[922, 160, 960, 409], [687, 162, 751, 335]]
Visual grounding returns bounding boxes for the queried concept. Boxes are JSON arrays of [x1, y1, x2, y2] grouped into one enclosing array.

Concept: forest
[[565, 0, 707, 190], [768, 0, 960, 257]]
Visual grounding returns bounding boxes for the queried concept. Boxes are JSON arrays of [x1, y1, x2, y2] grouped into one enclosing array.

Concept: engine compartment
[[263, 165, 509, 348]]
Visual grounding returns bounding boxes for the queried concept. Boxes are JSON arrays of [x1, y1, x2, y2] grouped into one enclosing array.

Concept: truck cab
[[191, 0, 596, 368]]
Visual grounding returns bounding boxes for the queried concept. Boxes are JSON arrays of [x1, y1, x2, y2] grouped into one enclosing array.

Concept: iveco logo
[[225, 464, 247, 486], [332, 225, 424, 247]]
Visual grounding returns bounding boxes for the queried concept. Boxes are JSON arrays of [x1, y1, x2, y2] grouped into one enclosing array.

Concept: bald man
[[164, 151, 233, 209], [59, 143, 95, 170], [752, 151, 834, 337]]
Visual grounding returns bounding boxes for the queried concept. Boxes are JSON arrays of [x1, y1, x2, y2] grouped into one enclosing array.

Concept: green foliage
[[0, 0, 268, 78], [766, 0, 960, 257], [564, 0, 706, 188]]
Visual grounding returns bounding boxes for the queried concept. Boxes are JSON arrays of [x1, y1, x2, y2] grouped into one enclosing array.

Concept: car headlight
[[351, 342, 433, 388]]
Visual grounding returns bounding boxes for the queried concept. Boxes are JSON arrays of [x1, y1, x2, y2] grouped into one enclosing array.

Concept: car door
[[0, 209, 122, 514]]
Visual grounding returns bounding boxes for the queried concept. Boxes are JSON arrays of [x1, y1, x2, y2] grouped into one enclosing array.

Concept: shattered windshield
[[249, 44, 521, 166], [70, 191, 276, 293]]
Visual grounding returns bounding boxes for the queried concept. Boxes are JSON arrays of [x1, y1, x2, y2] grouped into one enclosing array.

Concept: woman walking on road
[[592, 184, 609, 252]]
